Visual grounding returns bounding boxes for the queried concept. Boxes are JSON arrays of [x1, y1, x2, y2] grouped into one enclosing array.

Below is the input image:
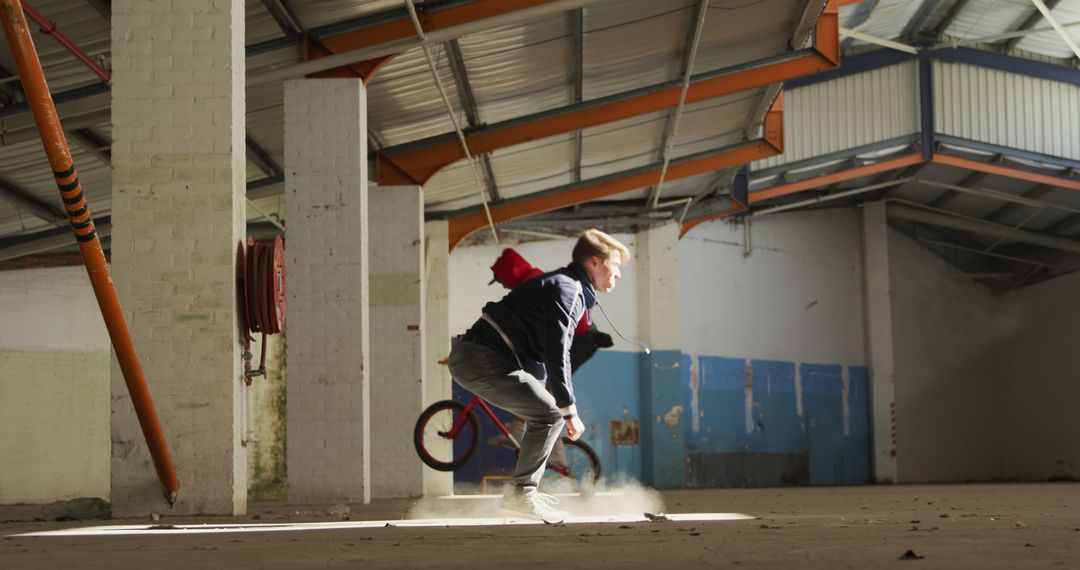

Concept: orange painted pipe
[[379, 0, 839, 185], [0, 0, 179, 504]]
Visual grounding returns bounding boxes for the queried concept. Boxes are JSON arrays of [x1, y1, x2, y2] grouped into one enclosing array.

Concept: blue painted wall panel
[[749, 360, 802, 455], [845, 366, 873, 484], [801, 363, 844, 485], [640, 350, 686, 488], [686, 355, 746, 454], [574, 351, 643, 482]]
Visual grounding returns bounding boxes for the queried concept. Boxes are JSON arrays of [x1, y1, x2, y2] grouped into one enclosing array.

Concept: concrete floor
[[2, 483, 1079, 568]]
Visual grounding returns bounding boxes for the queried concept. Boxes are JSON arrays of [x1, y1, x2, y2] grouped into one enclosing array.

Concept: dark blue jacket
[[467, 262, 597, 408]]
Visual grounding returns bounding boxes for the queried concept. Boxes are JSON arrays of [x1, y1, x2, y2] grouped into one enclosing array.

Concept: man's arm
[[542, 279, 581, 419]]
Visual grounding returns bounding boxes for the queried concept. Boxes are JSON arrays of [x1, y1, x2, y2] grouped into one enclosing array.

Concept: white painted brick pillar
[[636, 222, 681, 349], [423, 221, 453, 496], [862, 201, 898, 483], [284, 79, 370, 504], [369, 186, 425, 499], [110, 0, 247, 515]]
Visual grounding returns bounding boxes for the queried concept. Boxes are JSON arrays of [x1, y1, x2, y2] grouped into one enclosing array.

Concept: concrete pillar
[[369, 186, 425, 499], [635, 222, 685, 488], [422, 221, 453, 497], [861, 201, 898, 483], [635, 222, 681, 349], [284, 79, 370, 504], [110, 0, 247, 515]]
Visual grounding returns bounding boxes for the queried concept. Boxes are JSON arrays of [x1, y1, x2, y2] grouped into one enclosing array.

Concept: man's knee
[[523, 407, 562, 426]]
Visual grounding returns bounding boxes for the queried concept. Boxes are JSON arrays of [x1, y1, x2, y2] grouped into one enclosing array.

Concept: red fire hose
[[237, 235, 286, 384]]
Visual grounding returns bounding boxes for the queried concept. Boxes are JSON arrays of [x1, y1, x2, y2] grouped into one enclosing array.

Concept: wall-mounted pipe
[[20, 1, 111, 83], [0, 0, 179, 504]]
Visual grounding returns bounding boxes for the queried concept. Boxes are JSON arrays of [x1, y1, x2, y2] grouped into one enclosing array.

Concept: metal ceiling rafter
[[0, 177, 66, 224], [446, 96, 786, 250], [902, 0, 948, 41], [984, 184, 1054, 222], [1004, 0, 1062, 52], [403, 0, 498, 243], [571, 7, 584, 184], [928, 170, 990, 208], [932, 0, 973, 40], [376, 0, 841, 186], [648, 0, 709, 208], [260, 0, 305, 37], [69, 127, 111, 166], [246, 135, 284, 179], [82, 0, 110, 21], [839, 0, 878, 51], [1028, 0, 1080, 60], [261, 0, 603, 84], [444, 38, 500, 202]]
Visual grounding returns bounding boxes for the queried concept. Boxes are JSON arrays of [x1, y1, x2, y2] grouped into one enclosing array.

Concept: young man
[[448, 229, 630, 523]]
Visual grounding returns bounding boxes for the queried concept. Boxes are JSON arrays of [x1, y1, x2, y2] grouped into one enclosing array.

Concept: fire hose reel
[[237, 235, 286, 384]]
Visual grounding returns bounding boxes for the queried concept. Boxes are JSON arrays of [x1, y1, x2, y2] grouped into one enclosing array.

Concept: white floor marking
[[14, 513, 754, 537]]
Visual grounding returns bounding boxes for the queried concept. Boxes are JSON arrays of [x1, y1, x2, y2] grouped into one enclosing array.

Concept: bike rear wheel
[[414, 400, 479, 471]]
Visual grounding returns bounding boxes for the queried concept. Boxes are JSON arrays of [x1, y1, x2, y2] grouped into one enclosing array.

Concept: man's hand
[[565, 415, 585, 441]]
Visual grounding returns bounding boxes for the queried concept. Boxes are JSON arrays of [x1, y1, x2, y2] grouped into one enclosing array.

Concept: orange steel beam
[[378, 0, 839, 186], [305, 0, 558, 80], [932, 154, 1080, 193], [679, 153, 925, 236], [679, 200, 749, 238], [0, 0, 180, 504], [748, 153, 924, 203], [448, 94, 785, 249], [304, 35, 395, 83]]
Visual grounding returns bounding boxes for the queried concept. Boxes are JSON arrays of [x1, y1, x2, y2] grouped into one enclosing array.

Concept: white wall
[[0, 267, 110, 504], [449, 234, 639, 343], [679, 210, 866, 366], [887, 229, 1018, 483], [998, 270, 1080, 481]]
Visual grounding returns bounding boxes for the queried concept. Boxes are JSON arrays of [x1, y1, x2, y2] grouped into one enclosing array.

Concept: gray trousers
[[448, 338, 564, 491]]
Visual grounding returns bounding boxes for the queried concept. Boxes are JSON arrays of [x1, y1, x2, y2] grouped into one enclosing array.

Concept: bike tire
[[414, 400, 480, 472], [560, 437, 602, 484]]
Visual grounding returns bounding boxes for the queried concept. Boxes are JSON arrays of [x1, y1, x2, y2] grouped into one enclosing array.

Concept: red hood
[[490, 248, 544, 289]]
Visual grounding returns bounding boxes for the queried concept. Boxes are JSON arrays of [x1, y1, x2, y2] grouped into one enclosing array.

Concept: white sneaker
[[500, 489, 569, 523]]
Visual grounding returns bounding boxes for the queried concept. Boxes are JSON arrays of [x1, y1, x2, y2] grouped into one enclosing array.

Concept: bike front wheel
[[414, 400, 479, 471], [544, 437, 602, 492]]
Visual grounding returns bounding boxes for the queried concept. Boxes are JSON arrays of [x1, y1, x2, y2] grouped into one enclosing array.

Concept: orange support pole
[[378, 0, 839, 186], [0, 0, 179, 504]]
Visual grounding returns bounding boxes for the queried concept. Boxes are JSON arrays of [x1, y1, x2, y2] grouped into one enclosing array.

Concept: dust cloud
[[407, 477, 665, 520]]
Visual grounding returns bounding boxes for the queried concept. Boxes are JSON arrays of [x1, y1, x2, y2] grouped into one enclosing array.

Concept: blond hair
[[572, 228, 630, 266]]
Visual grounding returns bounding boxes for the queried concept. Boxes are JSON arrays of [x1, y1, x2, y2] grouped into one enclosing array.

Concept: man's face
[[586, 252, 622, 293]]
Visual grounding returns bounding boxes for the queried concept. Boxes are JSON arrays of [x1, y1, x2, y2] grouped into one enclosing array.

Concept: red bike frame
[[443, 395, 576, 477]]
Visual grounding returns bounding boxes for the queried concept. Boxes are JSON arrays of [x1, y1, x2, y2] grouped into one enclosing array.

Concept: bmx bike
[[414, 391, 602, 491]]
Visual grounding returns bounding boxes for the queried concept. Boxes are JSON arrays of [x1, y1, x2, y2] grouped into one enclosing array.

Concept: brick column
[[110, 0, 247, 515], [283, 79, 370, 504], [369, 186, 425, 499], [422, 221, 453, 496]]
